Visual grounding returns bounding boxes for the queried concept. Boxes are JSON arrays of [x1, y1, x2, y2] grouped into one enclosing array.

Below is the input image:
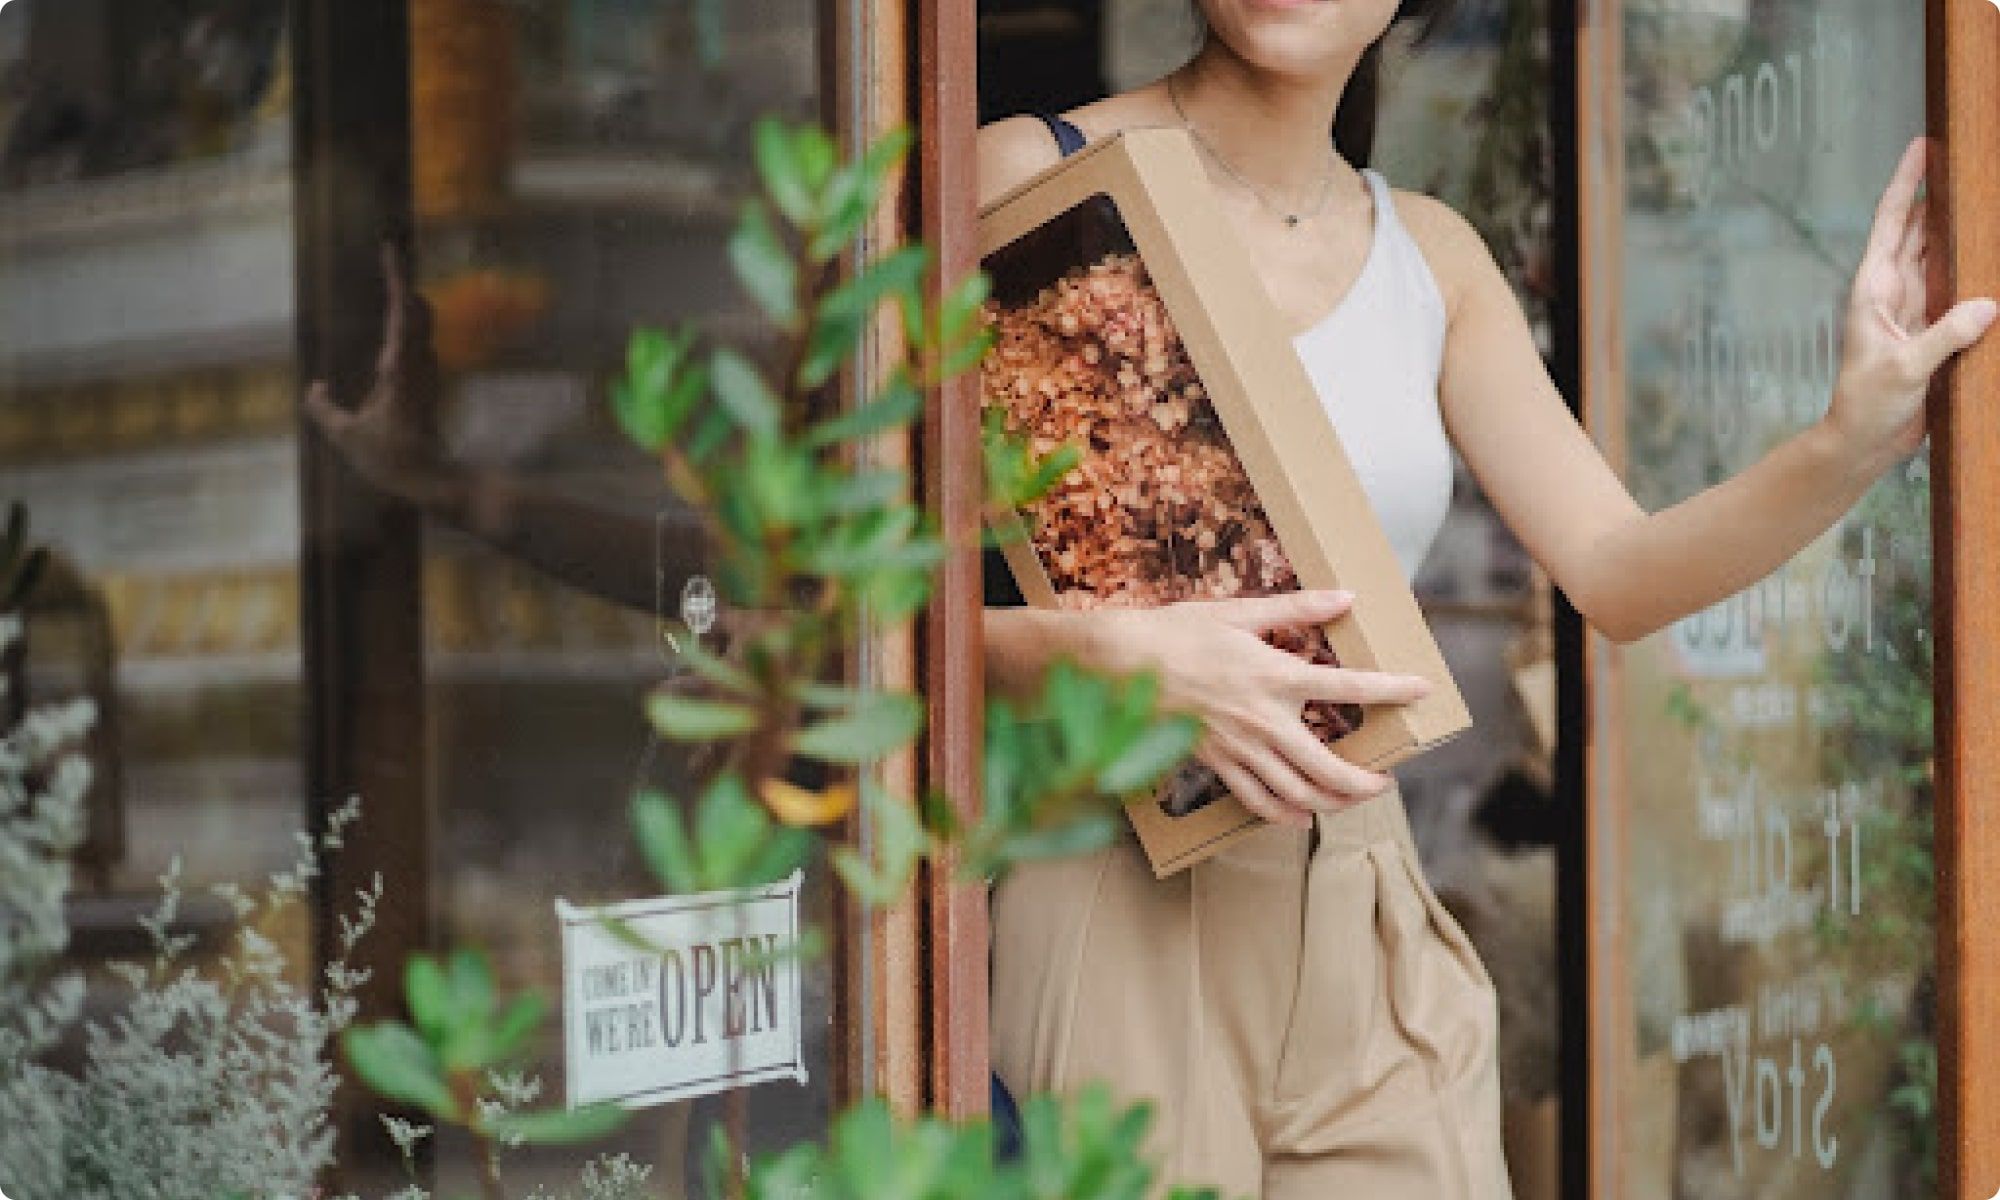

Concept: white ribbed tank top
[[1289, 167, 1453, 582]]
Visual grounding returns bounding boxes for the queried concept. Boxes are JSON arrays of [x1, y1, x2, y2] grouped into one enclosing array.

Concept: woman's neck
[[1170, 41, 1361, 196]]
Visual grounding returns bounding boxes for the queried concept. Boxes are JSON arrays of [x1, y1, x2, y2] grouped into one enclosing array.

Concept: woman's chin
[[1199, 0, 1398, 74]]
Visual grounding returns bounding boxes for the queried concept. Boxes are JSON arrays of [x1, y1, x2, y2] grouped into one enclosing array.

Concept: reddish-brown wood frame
[[916, 0, 990, 1119], [1926, 0, 2000, 1194]]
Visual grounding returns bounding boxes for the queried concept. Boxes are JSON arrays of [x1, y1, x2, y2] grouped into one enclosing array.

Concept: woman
[[977, 2, 1993, 1196]]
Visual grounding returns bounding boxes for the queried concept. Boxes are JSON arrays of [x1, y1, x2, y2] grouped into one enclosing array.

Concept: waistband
[[1312, 780, 1419, 858]]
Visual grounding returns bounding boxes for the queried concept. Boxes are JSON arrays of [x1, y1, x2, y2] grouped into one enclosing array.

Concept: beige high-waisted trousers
[[991, 784, 1514, 1199]]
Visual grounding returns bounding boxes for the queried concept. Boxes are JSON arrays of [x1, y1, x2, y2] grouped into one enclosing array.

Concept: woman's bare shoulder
[[1382, 186, 1505, 309], [977, 92, 1162, 207], [977, 116, 1064, 208]]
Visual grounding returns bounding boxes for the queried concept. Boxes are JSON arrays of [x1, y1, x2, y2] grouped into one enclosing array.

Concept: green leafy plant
[[742, 1086, 1219, 1200], [343, 948, 629, 1200]]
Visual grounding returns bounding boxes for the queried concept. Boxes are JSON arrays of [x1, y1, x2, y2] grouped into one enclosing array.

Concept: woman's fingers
[[1204, 588, 1354, 634], [1862, 137, 1927, 276], [1904, 297, 2000, 379], [1204, 747, 1313, 831], [1264, 715, 1392, 802], [1279, 659, 1432, 708]]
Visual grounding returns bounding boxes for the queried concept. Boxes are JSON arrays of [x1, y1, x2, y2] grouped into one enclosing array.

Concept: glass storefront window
[[1596, 2, 1936, 1195], [2, 0, 852, 1193]]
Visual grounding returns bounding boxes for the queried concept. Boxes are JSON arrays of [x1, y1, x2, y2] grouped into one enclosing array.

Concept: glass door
[[1577, 1, 1984, 1196]]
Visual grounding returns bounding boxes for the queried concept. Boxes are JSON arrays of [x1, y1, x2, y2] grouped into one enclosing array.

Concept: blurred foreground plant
[[335, 116, 1207, 1200]]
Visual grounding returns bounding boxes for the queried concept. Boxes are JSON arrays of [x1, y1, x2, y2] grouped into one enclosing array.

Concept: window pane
[[401, 0, 832, 1192]]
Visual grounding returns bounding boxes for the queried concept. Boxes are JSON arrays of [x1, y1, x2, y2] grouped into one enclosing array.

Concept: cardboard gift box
[[978, 126, 1471, 877]]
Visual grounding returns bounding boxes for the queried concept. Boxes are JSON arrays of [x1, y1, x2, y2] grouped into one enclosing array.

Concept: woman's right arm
[[974, 120, 1431, 828]]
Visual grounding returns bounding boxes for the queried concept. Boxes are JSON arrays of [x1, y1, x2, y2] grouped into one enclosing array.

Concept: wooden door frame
[[1926, 1, 2000, 1193], [915, 0, 989, 1120], [1576, 1, 2000, 1194], [840, 0, 987, 1116]]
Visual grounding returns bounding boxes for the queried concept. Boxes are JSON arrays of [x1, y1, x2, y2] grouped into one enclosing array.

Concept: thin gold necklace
[[1165, 72, 1339, 229]]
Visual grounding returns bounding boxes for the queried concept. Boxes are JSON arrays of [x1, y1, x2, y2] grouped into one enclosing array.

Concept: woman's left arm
[[1422, 137, 1995, 645]]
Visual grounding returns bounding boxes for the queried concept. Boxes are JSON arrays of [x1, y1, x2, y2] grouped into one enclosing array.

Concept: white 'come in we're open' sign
[[556, 872, 807, 1111]]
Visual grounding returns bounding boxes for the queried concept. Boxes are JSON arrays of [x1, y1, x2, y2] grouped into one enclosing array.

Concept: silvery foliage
[[0, 614, 382, 1200], [355, 1108, 652, 1200]]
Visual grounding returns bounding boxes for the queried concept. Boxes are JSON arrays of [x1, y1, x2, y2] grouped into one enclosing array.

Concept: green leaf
[[613, 328, 704, 452], [741, 439, 816, 532], [795, 124, 838, 193], [1024, 443, 1084, 499], [404, 955, 452, 1044], [832, 780, 928, 907], [800, 304, 862, 391], [791, 692, 923, 763], [634, 791, 700, 893], [483, 1102, 630, 1147], [994, 816, 1120, 867], [487, 993, 547, 1064], [857, 565, 938, 622], [709, 348, 781, 439], [939, 326, 997, 379], [1046, 660, 1108, 759], [822, 246, 930, 328], [808, 128, 911, 261], [646, 690, 760, 740], [729, 200, 797, 324], [695, 775, 777, 889], [739, 824, 815, 888], [807, 374, 922, 448], [754, 117, 816, 227], [936, 270, 992, 346], [1097, 716, 1200, 796], [342, 1022, 458, 1120], [920, 788, 963, 839], [445, 947, 497, 1023], [858, 126, 914, 194], [792, 680, 867, 710], [817, 467, 911, 516], [626, 327, 684, 399], [673, 640, 756, 696]]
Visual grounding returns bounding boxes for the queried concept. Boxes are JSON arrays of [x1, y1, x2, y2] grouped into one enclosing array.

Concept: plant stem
[[477, 1135, 508, 1200]]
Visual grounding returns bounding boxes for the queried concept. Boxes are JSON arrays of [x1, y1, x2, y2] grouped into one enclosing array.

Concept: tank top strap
[[1359, 168, 1402, 239], [1357, 166, 1447, 321], [1034, 112, 1088, 157]]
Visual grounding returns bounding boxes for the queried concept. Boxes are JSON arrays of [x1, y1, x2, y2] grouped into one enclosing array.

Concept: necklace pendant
[[1285, 215, 1300, 228]]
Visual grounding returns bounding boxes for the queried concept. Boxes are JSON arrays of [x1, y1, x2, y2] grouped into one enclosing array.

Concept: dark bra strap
[[1034, 111, 1087, 157]]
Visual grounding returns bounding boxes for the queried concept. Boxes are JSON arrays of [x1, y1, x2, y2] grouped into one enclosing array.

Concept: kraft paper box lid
[[977, 126, 1471, 877]]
